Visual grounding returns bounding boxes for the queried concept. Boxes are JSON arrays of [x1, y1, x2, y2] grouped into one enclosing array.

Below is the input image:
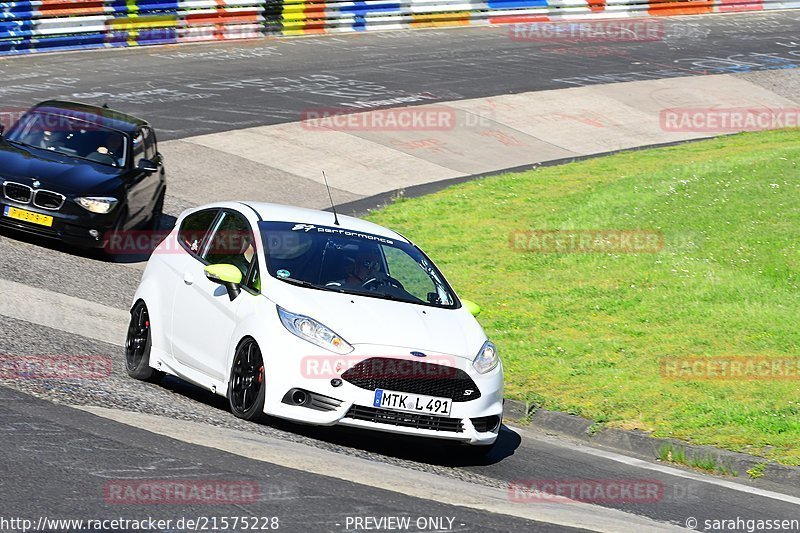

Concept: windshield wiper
[[278, 277, 345, 294], [2, 139, 32, 148], [344, 288, 412, 304], [278, 277, 418, 304], [278, 277, 319, 289]]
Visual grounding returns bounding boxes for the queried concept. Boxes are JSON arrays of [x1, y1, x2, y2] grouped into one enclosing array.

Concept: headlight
[[473, 340, 499, 374], [75, 197, 118, 214], [277, 306, 353, 354]]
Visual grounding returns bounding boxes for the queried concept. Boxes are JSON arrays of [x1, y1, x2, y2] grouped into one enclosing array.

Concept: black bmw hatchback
[[0, 100, 166, 248]]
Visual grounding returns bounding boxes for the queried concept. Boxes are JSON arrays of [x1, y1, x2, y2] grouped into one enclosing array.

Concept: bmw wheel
[[228, 338, 266, 421], [148, 188, 165, 230], [125, 301, 162, 382]]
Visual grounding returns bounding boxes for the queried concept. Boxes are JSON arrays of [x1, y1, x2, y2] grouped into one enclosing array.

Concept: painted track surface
[[2, 11, 800, 531], [0, 387, 580, 533], [0, 12, 799, 140], [2, 317, 800, 530]]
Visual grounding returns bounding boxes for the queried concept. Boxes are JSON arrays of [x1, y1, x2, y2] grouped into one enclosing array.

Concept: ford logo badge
[[410, 351, 426, 358]]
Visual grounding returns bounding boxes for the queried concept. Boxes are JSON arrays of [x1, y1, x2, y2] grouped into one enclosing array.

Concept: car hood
[[267, 282, 487, 359], [0, 141, 122, 194]]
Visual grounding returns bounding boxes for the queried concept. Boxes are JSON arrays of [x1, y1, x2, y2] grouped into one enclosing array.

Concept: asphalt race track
[[1, 388, 570, 533], [2, 10, 800, 532], [1, 12, 800, 140]]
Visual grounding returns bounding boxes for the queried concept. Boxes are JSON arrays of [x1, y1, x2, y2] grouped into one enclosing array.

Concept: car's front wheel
[[227, 338, 266, 421], [148, 188, 165, 230], [125, 301, 163, 382]]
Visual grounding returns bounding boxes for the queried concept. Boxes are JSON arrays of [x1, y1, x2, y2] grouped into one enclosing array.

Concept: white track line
[[78, 406, 686, 533], [513, 426, 800, 507]]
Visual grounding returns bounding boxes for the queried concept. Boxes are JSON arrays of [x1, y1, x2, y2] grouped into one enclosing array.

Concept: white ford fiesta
[[126, 201, 504, 449]]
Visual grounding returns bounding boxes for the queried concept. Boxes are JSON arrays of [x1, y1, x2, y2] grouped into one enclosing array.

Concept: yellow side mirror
[[462, 299, 481, 317], [204, 264, 243, 300]]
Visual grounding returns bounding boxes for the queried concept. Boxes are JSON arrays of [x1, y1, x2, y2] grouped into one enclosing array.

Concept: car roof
[[30, 100, 149, 134], [196, 201, 410, 243]]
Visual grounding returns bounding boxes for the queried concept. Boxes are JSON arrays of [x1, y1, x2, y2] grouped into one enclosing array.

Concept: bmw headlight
[[277, 306, 353, 354], [75, 196, 118, 214], [473, 340, 499, 374]]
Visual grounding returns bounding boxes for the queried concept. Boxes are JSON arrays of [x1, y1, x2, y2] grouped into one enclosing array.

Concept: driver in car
[[88, 135, 124, 167], [326, 251, 382, 289]]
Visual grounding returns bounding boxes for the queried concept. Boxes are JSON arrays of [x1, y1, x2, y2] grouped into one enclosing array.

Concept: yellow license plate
[[3, 206, 54, 227]]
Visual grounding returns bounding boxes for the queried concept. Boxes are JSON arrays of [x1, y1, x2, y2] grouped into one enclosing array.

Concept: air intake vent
[[345, 404, 464, 433], [341, 357, 480, 402]]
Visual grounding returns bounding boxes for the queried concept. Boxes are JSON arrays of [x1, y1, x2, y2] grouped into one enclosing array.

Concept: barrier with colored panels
[[0, 0, 797, 55]]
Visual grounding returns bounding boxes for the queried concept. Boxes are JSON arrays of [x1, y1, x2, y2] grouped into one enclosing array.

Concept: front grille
[[33, 190, 65, 210], [345, 404, 464, 433], [3, 182, 32, 203], [341, 357, 481, 402]]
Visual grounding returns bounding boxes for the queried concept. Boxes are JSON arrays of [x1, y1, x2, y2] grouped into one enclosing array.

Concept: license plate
[[373, 389, 452, 416], [3, 206, 53, 227]]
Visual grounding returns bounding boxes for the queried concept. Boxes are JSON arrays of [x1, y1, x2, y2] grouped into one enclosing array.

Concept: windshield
[[5, 111, 127, 168], [260, 221, 458, 308]]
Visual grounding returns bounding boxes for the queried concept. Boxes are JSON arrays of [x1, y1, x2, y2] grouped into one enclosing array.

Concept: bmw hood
[[268, 283, 487, 360], [0, 141, 121, 194]]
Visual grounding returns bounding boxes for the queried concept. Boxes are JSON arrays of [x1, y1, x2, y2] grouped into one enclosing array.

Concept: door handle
[[183, 273, 194, 285]]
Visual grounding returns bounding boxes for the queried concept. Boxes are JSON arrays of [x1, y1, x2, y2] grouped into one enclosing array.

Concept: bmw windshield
[[260, 221, 458, 308], [5, 111, 127, 168]]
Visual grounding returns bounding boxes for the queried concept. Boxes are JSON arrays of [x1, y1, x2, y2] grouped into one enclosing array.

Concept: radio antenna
[[322, 170, 340, 226]]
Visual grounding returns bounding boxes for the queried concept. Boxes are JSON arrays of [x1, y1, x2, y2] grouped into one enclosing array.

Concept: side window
[[202, 211, 256, 279], [142, 127, 157, 160], [179, 210, 219, 256], [132, 130, 145, 168]]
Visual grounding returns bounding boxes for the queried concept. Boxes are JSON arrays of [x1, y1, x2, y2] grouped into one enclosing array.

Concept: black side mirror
[[0, 124, 5, 138], [137, 159, 158, 173]]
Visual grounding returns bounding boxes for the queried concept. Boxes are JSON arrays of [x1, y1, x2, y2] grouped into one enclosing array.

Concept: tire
[[103, 207, 128, 259], [227, 338, 266, 421], [148, 188, 165, 231], [125, 301, 163, 382]]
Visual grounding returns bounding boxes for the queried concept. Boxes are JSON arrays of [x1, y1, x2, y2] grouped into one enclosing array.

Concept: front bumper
[[0, 199, 119, 248], [262, 342, 504, 445]]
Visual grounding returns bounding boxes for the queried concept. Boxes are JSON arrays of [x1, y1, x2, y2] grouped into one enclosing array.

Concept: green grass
[[366, 130, 800, 465], [658, 443, 739, 477], [747, 462, 767, 479]]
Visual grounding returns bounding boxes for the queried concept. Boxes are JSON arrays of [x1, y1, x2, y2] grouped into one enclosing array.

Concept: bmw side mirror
[[462, 299, 481, 317], [138, 158, 158, 173], [204, 264, 242, 301]]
